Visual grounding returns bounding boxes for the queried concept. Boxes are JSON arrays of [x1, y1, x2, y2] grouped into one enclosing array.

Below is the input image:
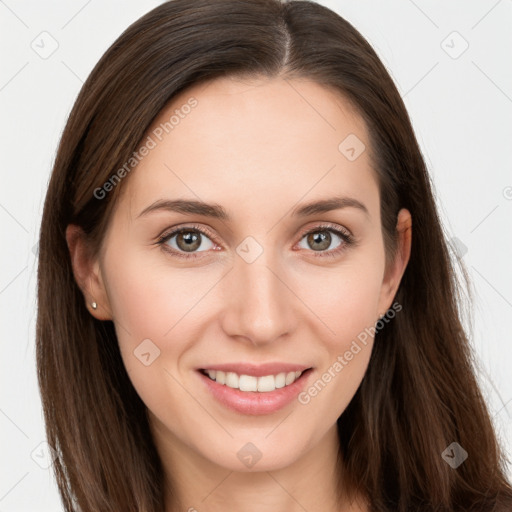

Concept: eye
[[157, 224, 218, 259], [296, 224, 355, 258], [156, 222, 355, 260]]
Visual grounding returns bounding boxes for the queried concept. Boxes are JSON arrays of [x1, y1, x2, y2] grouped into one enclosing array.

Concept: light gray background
[[1, 1, 511, 509]]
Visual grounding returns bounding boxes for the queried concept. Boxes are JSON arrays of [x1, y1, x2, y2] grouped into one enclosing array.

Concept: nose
[[219, 247, 297, 347]]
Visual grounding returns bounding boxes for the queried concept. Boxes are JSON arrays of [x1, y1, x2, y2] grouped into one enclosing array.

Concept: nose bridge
[[220, 238, 295, 345]]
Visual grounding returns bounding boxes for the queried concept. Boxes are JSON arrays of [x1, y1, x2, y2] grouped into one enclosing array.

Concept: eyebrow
[[137, 195, 370, 220]]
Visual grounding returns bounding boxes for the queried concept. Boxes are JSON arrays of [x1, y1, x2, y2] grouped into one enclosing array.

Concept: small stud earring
[[91, 302, 98, 310]]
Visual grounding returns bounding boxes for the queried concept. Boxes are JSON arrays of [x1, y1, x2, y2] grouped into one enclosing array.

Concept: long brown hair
[[36, 0, 512, 510]]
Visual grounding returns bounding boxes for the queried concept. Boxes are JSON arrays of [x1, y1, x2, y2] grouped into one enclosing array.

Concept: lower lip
[[197, 370, 313, 415]]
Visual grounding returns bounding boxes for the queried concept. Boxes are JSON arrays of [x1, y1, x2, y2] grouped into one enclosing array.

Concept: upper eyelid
[[159, 223, 219, 245]]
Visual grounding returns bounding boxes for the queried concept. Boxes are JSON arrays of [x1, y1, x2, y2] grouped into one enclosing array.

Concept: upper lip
[[198, 362, 312, 377]]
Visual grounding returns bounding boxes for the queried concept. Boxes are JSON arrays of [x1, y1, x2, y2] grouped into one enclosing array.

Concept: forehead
[[121, 75, 379, 222]]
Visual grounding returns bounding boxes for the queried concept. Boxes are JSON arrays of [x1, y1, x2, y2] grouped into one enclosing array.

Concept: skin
[[67, 75, 412, 512]]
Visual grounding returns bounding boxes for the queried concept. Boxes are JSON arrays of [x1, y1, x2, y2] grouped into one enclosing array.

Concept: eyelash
[[155, 222, 356, 260]]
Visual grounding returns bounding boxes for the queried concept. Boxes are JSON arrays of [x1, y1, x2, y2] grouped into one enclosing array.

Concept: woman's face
[[76, 75, 410, 472]]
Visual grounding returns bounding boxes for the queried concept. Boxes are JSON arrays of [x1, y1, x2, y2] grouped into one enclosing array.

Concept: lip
[[196, 365, 313, 416]]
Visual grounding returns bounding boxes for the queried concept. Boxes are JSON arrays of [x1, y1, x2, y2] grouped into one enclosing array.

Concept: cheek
[[293, 251, 384, 402], [103, 244, 218, 343], [295, 254, 384, 349], [102, 250, 209, 435], [101, 245, 237, 407], [294, 270, 381, 428]]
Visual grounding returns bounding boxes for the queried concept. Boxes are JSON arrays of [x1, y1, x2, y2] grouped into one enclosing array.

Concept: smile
[[200, 369, 303, 392], [197, 364, 313, 415]]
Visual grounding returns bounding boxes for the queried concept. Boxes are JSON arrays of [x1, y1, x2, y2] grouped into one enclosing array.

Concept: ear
[[376, 208, 412, 317], [65, 224, 112, 321]]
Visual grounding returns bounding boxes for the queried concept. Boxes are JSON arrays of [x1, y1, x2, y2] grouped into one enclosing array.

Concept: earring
[[91, 302, 98, 310]]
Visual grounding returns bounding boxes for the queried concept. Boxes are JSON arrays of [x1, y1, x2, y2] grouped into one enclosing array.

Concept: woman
[[36, 0, 512, 510]]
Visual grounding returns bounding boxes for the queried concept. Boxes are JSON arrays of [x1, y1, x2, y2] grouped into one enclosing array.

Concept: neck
[[149, 415, 364, 512]]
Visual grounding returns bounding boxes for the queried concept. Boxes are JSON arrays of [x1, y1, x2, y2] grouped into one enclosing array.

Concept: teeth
[[225, 372, 238, 389], [257, 375, 275, 392], [275, 372, 286, 388], [285, 371, 296, 385], [216, 370, 226, 385], [239, 375, 257, 392], [203, 369, 304, 392]]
